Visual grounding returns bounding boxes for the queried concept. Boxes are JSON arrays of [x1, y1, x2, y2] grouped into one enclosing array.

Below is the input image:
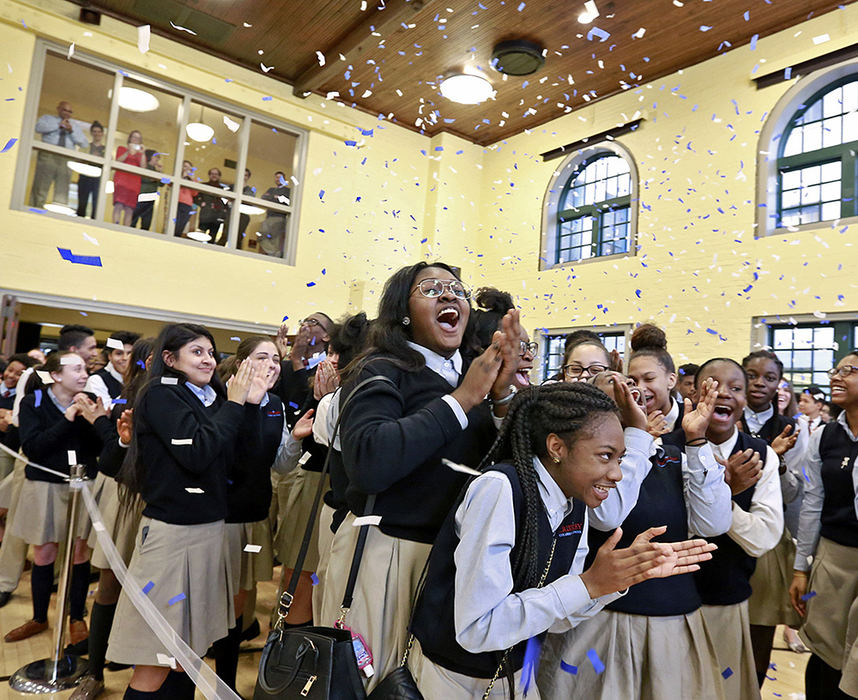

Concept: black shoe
[[64, 638, 89, 656], [0, 591, 11, 608], [240, 617, 261, 642], [105, 661, 131, 672]]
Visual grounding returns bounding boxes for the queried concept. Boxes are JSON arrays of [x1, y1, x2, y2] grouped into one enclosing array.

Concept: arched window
[[757, 62, 858, 234], [542, 144, 637, 268]]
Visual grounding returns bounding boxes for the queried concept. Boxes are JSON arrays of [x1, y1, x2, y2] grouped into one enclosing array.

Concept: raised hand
[[611, 375, 647, 431], [313, 359, 340, 400], [246, 367, 269, 405], [77, 395, 108, 424], [771, 424, 798, 456], [275, 323, 290, 360], [608, 348, 623, 372], [646, 410, 668, 437], [718, 448, 763, 495], [292, 408, 315, 440], [227, 359, 257, 405], [451, 338, 504, 414], [489, 309, 523, 403], [117, 409, 133, 445], [682, 377, 718, 441]]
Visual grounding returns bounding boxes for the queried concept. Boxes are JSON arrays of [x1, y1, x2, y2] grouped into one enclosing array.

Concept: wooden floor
[[0, 567, 808, 699]]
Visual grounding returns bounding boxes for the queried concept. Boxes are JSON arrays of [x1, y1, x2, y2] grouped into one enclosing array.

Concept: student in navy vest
[[86, 331, 140, 410], [409, 382, 716, 698], [318, 261, 521, 690], [790, 351, 858, 699], [686, 359, 784, 700], [210, 336, 312, 692], [540, 372, 733, 699], [739, 350, 808, 684]]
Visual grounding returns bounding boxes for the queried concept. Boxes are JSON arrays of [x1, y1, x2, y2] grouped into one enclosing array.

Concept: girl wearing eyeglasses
[[317, 262, 522, 690], [628, 324, 684, 437], [790, 352, 858, 699]]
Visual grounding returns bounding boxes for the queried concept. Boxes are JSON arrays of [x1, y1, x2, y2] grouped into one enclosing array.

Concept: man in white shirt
[[85, 331, 140, 410]]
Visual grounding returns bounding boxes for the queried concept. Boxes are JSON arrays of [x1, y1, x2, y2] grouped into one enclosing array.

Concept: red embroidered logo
[[558, 522, 583, 537]]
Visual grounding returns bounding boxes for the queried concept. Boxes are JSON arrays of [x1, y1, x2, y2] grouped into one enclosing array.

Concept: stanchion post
[[9, 464, 87, 693]]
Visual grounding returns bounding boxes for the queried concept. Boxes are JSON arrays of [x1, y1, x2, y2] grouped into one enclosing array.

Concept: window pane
[[170, 186, 232, 246], [237, 204, 289, 257], [103, 168, 171, 233], [25, 149, 82, 215], [246, 121, 299, 193], [183, 101, 244, 192], [115, 78, 182, 176], [814, 327, 834, 345]]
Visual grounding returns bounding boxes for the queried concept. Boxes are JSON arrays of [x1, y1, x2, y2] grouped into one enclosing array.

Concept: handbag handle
[[273, 374, 396, 632]]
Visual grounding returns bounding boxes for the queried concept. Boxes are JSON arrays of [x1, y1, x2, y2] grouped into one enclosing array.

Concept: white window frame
[[536, 324, 632, 383]]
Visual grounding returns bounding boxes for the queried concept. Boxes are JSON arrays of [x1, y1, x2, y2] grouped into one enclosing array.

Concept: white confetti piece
[[36, 370, 54, 384], [82, 232, 99, 246], [185, 487, 204, 494], [67, 42, 75, 59], [161, 377, 179, 385], [632, 27, 646, 39], [352, 515, 382, 527], [243, 544, 262, 553], [60, 355, 79, 365], [106, 337, 124, 350], [156, 653, 177, 669], [813, 33, 830, 45], [67, 450, 77, 466], [137, 24, 150, 53], [170, 20, 197, 35], [442, 458, 481, 476], [223, 115, 240, 132], [171, 438, 193, 445], [316, 50, 326, 66], [298, 451, 312, 466], [243, 22, 252, 27], [260, 62, 274, 73]]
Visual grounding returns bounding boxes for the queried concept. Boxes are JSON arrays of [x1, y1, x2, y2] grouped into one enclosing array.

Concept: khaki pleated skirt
[[311, 502, 337, 622], [8, 478, 92, 545], [318, 511, 432, 692], [0, 466, 16, 509], [748, 527, 801, 627], [225, 519, 274, 592], [0, 449, 16, 482], [700, 602, 760, 700], [410, 638, 535, 699], [538, 608, 725, 700], [106, 517, 235, 664], [88, 476, 144, 569], [272, 468, 327, 570], [799, 537, 858, 671]]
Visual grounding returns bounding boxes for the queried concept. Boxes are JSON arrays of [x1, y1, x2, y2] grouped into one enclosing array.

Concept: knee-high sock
[[123, 688, 162, 699], [805, 653, 848, 700], [69, 561, 91, 621], [87, 601, 116, 680], [31, 562, 53, 623], [163, 669, 197, 700], [213, 614, 243, 690]]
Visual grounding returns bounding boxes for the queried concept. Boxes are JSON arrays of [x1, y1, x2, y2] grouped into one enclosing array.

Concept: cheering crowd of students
[[0, 261, 855, 700]]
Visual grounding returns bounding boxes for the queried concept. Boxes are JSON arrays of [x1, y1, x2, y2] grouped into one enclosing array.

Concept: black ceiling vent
[[491, 39, 545, 76]]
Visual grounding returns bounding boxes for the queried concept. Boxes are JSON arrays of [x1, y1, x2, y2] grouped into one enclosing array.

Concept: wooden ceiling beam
[[292, 0, 435, 98]]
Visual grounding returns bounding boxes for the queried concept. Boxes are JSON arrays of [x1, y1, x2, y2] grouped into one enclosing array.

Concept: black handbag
[[254, 376, 395, 700], [365, 637, 423, 700]]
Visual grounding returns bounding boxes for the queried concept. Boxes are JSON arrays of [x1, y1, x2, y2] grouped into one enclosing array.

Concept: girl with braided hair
[[409, 382, 717, 698]]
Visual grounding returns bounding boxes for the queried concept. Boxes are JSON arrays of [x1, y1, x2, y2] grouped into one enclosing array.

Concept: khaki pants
[[0, 453, 31, 593], [30, 151, 70, 208]]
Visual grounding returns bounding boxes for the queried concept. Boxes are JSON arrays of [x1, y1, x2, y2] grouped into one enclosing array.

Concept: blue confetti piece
[[0, 137, 18, 154], [142, 581, 155, 594], [749, 33, 758, 50], [743, 10, 750, 20], [34, 389, 42, 407], [560, 660, 578, 675], [344, 139, 357, 146], [587, 649, 605, 674], [307, 281, 316, 287], [517, 1, 525, 10], [520, 637, 541, 694], [262, 96, 272, 101], [113, 398, 127, 405], [420, 237, 428, 243], [160, 176, 171, 184], [722, 667, 733, 679], [784, 66, 792, 80], [289, 402, 300, 409], [318, 190, 325, 200], [58, 248, 103, 267], [311, 572, 319, 585], [801, 591, 817, 601], [635, 289, 642, 298], [587, 27, 610, 42], [168, 592, 186, 606]]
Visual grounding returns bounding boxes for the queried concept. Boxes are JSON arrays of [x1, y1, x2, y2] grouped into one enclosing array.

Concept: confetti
[[169, 20, 197, 35], [67, 450, 77, 466], [699, 25, 712, 32], [586, 27, 610, 42], [185, 487, 204, 494], [801, 591, 817, 601], [0, 137, 18, 154], [171, 438, 193, 445], [106, 337, 124, 350], [298, 451, 312, 465], [520, 636, 541, 693], [67, 42, 75, 59], [749, 33, 758, 51], [352, 515, 382, 527], [311, 572, 320, 585], [36, 371, 53, 385], [58, 247, 102, 266], [442, 458, 481, 476], [34, 389, 42, 407], [156, 653, 177, 669], [244, 544, 262, 553], [587, 648, 605, 674], [261, 62, 274, 73], [168, 592, 186, 606], [560, 660, 578, 675], [721, 667, 733, 679], [316, 50, 326, 66], [137, 24, 150, 53], [161, 377, 178, 385], [142, 580, 155, 594]]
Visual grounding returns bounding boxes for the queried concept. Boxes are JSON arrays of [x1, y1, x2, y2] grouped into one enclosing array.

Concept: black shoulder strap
[[274, 374, 395, 626]]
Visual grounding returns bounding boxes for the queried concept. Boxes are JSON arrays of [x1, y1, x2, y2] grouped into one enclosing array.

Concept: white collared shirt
[[85, 361, 124, 410], [184, 381, 217, 407], [743, 405, 774, 435], [664, 398, 681, 432], [406, 341, 468, 429]]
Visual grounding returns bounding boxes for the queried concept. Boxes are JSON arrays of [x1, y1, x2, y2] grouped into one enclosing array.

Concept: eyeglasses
[[520, 341, 539, 357], [412, 279, 471, 300], [563, 363, 609, 379], [300, 317, 327, 330], [828, 365, 858, 379]]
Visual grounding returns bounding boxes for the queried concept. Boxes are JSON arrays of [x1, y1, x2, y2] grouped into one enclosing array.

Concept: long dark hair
[[349, 261, 479, 376], [120, 336, 155, 407], [329, 312, 371, 373], [478, 382, 618, 591], [119, 323, 221, 501]]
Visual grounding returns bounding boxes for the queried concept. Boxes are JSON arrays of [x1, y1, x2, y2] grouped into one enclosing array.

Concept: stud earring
[[553, 456, 560, 464], [402, 316, 411, 326]]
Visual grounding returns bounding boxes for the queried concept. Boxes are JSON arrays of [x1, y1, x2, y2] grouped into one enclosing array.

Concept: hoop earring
[[402, 316, 410, 326]]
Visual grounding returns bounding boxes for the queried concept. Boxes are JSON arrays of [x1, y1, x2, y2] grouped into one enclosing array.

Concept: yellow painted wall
[[1, 0, 856, 363], [473, 5, 858, 365]]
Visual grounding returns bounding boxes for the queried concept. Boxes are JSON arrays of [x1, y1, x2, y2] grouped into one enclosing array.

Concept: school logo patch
[[266, 410, 282, 418], [557, 522, 583, 537]]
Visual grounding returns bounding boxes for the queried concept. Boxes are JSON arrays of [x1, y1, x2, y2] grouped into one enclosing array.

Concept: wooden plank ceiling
[[68, 0, 854, 145]]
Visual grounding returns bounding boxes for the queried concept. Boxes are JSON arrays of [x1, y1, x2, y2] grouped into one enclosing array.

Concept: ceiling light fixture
[[43, 203, 76, 216], [116, 86, 160, 112], [439, 73, 494, 105], [186, 104, 214, 142], [491, 39, 545, 76], [67, 161, 102, 178]]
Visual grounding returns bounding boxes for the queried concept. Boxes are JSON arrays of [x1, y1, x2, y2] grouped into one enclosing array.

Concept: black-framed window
[[542, 330, 626, 381], [15, 42, 307, 262], [554, 153, 631, 264], [767, 320, 858, 390], [777, 76, 858, 228]]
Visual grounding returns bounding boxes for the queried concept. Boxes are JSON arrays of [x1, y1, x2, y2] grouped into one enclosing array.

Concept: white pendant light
[[186, 104, 214, 142], [439, 73, 495, 105], [117, 86, 160, 112]]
